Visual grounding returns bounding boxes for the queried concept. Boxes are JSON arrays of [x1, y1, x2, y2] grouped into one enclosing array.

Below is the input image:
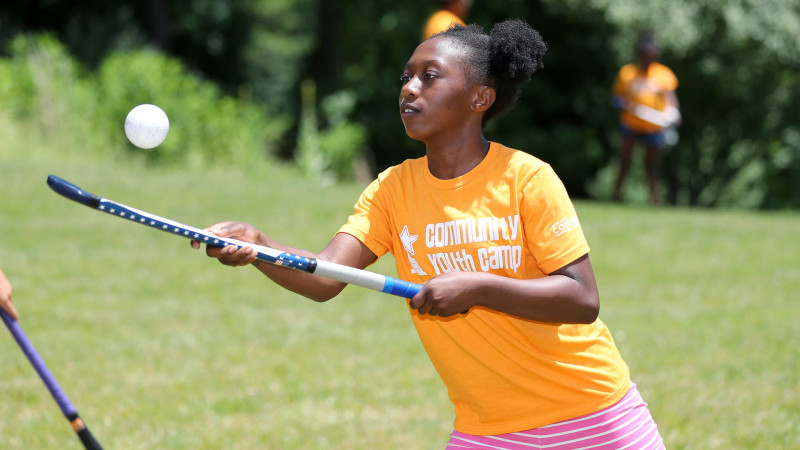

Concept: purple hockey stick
[[1, 310, 102, 449]]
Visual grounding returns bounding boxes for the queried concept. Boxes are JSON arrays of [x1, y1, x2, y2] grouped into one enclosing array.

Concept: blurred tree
[[0, 0, 316, 156], [472, 1, 619, 199], [0, 1, 147, 66], [1, 0, 798, 207], [307, 1, 431, 172]]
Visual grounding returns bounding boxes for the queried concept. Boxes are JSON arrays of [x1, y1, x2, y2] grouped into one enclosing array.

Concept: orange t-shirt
[[613, 62, 678, 133], [338, 142, 630, 434], [422, 9, 466, 41]]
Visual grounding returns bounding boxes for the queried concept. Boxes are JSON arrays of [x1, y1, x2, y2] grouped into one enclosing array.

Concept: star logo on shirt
[[399, 225, 418, 256]]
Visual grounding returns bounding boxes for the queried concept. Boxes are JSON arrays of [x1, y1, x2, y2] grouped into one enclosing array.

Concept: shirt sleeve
[[612, 65, 632, 97], [661, 66, 678, 91], [521, 165, 590, 274], [337, 177, 392, 259]]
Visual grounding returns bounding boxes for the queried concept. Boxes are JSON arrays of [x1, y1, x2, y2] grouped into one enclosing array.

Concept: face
[[637, 44, 659, 66], [450, 0, 472, 17], [399, 37, 481, 143]]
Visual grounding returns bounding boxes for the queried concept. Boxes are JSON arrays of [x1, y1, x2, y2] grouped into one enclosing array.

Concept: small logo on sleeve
[[552, 215, 580, 238]]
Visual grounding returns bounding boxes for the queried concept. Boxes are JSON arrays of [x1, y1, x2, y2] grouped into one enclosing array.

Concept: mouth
[[400, 102, 419, 117]]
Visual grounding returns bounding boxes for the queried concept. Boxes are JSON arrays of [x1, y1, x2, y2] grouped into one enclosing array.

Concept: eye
[[423, 72, 437, 80], [400, 74, 411, 84]]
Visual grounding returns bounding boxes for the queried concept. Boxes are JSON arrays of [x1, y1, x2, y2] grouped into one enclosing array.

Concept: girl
[[193, 20, 665, 449]]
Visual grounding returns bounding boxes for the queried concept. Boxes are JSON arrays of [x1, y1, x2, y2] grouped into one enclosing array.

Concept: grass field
[[1, 146, 799, 448]]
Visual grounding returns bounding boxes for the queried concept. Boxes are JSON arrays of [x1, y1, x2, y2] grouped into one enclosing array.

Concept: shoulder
[[493, 142, 547, 169], [374, 156, 427, 185], [651, 62, 675, 75], [423, 10, 465, 39], [490, 142, 551, 184], [648, 63, 678, 90], [428, 9, 463, 25], [492, 143, 569, 196], [357, 157, 426, 209], [617, 63, 639, 79], [651, 62, 678, 83]]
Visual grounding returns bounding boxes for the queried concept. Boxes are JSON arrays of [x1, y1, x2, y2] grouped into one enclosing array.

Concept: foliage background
[[1, 0, 798, 208]]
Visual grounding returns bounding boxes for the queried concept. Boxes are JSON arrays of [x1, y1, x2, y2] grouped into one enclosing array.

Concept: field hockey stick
[[47, 175, 422, 299], [629, 103, 679, 128], [628, 103, 680, 147], [612, 97, 680, 147], [615, 98, 680, 128], [1, 310, 103, 449]]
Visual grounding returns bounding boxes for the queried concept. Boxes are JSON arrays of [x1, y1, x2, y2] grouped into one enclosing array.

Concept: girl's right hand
[[190, 221, 262, 266]]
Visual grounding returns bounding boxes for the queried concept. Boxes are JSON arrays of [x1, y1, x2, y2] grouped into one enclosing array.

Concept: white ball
[[124, 104, 170, 149]]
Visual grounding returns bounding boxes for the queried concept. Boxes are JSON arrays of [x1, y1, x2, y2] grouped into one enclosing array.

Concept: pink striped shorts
[[446, 383, 664, 449]]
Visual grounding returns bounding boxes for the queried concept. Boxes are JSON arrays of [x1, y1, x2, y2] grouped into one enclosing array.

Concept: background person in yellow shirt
[[421, 0, 472, 41], [194, 20, 664, 448], [612, 30, 680, 205]]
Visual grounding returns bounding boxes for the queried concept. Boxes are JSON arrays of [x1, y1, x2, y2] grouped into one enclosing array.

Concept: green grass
[[1, 144, 799, 448], [582, 205, 800, 448]]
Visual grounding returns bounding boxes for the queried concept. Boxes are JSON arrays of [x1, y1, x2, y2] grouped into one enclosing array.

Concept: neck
[[445, 1, 466, 18], [426, 135, 490, 179]]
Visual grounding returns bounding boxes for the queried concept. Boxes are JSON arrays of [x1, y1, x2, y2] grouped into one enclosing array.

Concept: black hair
[[636, 29, 657, 50], [435, 19, 547, 123]]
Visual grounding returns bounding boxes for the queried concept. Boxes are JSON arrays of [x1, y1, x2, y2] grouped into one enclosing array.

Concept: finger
[[206, 222, 239, 238], [205, 245, 224, 258], [6, 303, 19, 321], [1, 299, 18, 321], [408, 291, 424, 310], [417, 299, 434, 316], [205, 245, 237, 263], [240, 246, 258, 264], [217, 245, 257, 266], [228, 246, 257, 265]]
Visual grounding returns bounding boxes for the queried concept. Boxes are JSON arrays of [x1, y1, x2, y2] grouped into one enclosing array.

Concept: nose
[[400, 75, 421, 101]]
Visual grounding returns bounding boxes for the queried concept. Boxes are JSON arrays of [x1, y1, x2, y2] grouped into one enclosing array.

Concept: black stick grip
[[77, 426, 103, 450], [47, 175, 101, 208]]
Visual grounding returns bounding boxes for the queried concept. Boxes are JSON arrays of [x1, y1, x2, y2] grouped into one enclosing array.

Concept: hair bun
[[435, 19, 547, 123], [489, 19, 547, 84]]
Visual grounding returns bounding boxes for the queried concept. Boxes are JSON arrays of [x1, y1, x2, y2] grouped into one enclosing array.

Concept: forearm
[[412, 255, 599, 322], [475, 273, 599, 324], [250, 235, 346, 302]]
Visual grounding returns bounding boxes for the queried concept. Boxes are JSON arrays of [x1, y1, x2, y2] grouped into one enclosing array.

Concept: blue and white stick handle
[[1, 310, 103, 449], [47, 175, 422, 299]]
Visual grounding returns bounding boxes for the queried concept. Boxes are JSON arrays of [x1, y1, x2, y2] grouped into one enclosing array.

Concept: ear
[[471, 85, 496, 113]]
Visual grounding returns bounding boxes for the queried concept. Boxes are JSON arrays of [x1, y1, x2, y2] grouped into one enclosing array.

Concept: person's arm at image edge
[[0, 269, 19, 320]]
